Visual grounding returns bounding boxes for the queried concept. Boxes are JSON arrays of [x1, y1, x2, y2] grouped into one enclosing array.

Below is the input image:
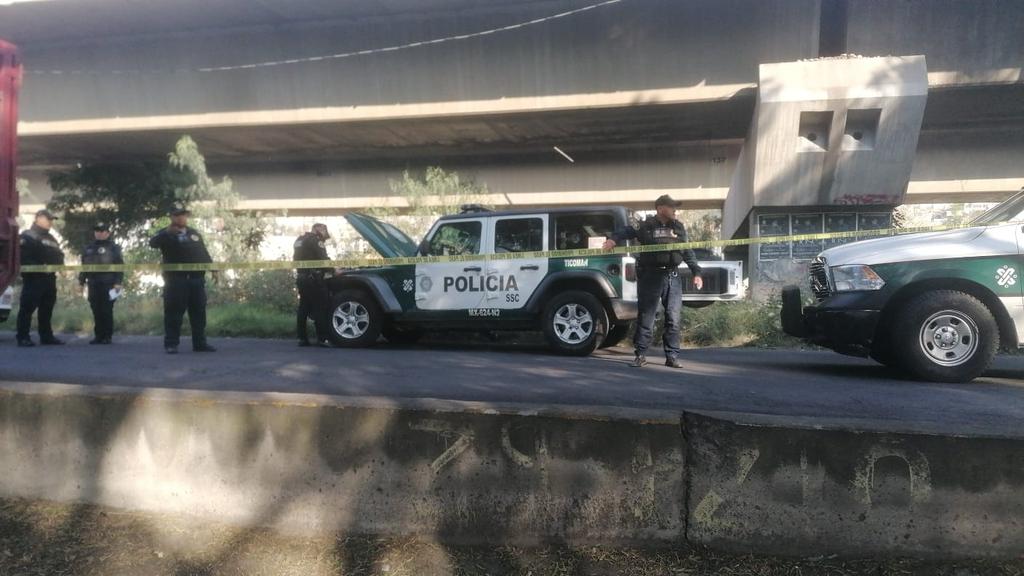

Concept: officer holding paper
[[79, 222, 124, 345]]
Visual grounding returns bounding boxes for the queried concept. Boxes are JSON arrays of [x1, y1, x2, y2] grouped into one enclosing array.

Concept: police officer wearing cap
[[604, 195, 703, 368], [149, 207, 216, 354], [79, 222, 124, 345], [293, 223, 334, 347], [16, 209, 66, 347]]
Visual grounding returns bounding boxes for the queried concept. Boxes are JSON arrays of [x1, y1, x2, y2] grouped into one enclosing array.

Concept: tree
[[168, 136, 267, 262], [15, 178, 35, 202], [46, 161, 192, 255], [366, 167, 492, 243], [45, 136, 267, 262]]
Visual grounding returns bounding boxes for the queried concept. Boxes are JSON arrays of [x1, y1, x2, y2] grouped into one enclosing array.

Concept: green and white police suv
[[782, 190, 1024, 383], [328, 205, 742, 356]]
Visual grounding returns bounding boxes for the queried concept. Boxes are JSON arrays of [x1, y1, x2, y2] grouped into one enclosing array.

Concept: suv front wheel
[[542, 290, 608, 356], [892, 290, 999, 383], [329, 290, 383, 347]]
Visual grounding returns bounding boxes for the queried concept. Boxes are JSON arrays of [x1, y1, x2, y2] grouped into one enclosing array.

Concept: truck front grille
[[809, 257, 831, 302]]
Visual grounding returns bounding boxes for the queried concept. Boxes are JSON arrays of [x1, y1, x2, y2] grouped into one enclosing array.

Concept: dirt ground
[[1, 499, 1022, 576]]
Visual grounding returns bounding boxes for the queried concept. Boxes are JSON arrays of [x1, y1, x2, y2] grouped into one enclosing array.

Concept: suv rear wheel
[[892, 290, 998, 383], [542, 290, 608, 356], [329, 290, 383, 347]]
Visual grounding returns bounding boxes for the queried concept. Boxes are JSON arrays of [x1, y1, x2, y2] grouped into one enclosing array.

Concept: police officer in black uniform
[[78, 222, 124, 344], [293, 223, 334, 347], [149, 207, 216, 354], [16, 209, 65, 347], [604, 195, 703, 368]]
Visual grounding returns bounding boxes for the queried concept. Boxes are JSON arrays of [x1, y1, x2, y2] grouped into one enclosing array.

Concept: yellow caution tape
[[19, 223, 958, 274]]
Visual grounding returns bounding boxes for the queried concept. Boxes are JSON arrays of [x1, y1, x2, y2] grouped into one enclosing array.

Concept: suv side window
[[494, 217, 544, 253], [426, 221, 482, 256], [554, 213, 615, 250]]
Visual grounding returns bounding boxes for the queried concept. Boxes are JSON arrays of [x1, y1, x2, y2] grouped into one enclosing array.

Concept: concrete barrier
[[685, 411, 1024, 557], [0, 381, 1022, 557], [0, 382, 684, 545]]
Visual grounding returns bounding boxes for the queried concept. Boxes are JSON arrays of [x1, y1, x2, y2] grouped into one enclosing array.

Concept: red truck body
[[0, 39, 21, 293]]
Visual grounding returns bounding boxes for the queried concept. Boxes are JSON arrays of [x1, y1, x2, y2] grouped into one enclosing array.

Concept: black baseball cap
[[654, 195, 682, 208], [35, 209, 58, 220], [169, 206, 191, 216], [312, 223, 331, 239], [93, 222, 111, 232]]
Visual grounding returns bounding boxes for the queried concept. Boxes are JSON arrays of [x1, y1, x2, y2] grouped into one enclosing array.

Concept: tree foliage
[[45, 136, 267, 261], [46, 161, 191, 255], [167, 136, 267, 262], [366, 167, 492, 242]]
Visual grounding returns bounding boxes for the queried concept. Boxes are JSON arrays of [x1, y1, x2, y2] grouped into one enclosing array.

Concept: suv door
[[487, 215, 549, 310], [416, 217, 489, 311]]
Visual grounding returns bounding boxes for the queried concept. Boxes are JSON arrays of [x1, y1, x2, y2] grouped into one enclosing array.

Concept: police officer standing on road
[[16, 209, 66, 347], [604, 195, 703, 369], [293, 223, 334, 347], [78, 222, 124, 345], [149, 207, 216, 354]]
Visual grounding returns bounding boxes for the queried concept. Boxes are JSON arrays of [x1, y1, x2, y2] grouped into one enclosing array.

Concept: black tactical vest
[[636, 217, 686, 268]]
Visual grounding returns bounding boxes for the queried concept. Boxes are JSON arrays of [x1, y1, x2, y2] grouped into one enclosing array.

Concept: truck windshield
[[971, 190, 1024, 226]]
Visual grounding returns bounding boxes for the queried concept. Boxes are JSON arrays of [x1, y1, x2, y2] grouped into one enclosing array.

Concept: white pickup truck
[[783, 190, 1024, 383]]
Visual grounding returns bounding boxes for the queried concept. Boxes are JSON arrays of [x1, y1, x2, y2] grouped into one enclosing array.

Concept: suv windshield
[[971, 190, 1024, 226]]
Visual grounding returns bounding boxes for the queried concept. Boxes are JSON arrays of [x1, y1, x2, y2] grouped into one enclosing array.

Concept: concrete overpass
[[2, 0, 1022, 214]]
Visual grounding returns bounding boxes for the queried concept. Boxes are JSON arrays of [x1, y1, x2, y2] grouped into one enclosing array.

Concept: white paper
[[108, 288, 122, 302], [587, 236, 607, 249]]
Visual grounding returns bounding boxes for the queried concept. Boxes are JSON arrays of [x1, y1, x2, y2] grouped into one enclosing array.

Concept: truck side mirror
[[418, 239, 430, 256]]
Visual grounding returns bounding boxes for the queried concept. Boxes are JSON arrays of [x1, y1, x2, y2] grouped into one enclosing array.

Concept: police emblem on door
[[996, 266, 1018, 287], [420, 276, 433, 292]]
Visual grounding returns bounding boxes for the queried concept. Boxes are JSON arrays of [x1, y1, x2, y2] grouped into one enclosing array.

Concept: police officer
[[16, 209, 65, 347], [604, 195, 703, 368], [78, 222, 124, 344], [293, 223, 333, 347], [149, 207, 216, 354]]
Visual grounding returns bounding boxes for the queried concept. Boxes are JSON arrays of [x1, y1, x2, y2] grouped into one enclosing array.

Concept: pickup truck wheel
[[543, 290, 608, 356], [599, 323, 632, 349], [329, 290, 383, 347], [893, 290, 998, 383]]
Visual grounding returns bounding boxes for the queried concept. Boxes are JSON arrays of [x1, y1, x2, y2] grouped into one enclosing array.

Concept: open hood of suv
[[821, 226, 991, 266], [344, 213, 420, 259]]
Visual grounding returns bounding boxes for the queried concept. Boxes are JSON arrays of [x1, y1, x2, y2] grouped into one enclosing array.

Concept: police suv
[[328, 206, 637, 355], [782, 189, 1024, 383]]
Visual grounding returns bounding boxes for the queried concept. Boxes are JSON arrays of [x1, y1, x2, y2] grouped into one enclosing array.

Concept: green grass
[[680, 299, 801, 348], [9, 296, 294, 339]]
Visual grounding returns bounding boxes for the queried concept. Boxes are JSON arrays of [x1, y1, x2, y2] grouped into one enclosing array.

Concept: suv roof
[[437, 205, 631, 222]]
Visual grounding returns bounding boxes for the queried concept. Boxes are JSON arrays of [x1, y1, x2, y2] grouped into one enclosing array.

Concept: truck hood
[[820, 226, 994, 266], [344, 213, 420, 259]]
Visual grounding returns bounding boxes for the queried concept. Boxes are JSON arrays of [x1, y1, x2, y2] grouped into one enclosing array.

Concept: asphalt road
[[1, 333, 1023, 437]]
